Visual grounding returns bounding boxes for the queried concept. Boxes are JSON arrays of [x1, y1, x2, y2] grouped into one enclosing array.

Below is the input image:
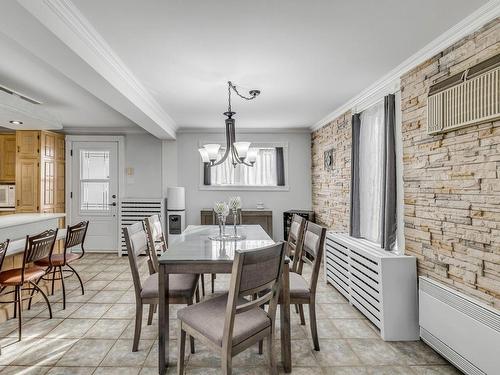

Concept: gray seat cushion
[[289, 272, 310, 299], [141, 273, 198, 299], [177, 293, 271, 346]]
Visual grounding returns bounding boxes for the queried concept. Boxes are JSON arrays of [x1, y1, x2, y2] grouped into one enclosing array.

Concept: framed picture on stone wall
[[324, 148, 334, 171]]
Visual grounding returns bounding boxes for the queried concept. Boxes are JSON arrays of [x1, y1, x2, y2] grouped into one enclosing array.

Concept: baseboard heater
[[324, 233, 419, 340], [419, 277, 500, 375]]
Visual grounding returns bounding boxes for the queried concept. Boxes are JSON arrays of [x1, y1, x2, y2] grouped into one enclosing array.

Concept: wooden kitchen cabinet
[[0, 134, 16, 182], [15, 130, 65, 213]]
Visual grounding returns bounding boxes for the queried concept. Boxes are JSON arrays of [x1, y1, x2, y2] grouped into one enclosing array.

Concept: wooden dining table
[[158, 224, 292, 374]]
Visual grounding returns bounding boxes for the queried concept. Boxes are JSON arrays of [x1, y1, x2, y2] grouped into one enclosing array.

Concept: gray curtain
[[203, 163, 211, 185], [276, 147, 285, 186], [381, 94, 397, 250], [349, 113, 361, 237]]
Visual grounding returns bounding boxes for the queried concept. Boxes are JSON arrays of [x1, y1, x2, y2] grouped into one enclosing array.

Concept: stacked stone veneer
[[401, 19, 499, 308], [312, 19, 499, 308], [311, 111, 351, 232]]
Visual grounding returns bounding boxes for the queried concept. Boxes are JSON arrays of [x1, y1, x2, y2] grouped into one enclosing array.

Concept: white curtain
[[211, 148, 277, 186], [358, 101, 385, 244]]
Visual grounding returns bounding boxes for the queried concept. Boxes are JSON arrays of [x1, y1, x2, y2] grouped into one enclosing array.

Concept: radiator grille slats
[[428, 67, 500, 134], [120, 198, 165, 256]]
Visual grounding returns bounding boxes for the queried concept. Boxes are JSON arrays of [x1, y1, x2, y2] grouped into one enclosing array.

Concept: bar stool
[[0, 230, 56, 340], [30, 221, 89, 310]]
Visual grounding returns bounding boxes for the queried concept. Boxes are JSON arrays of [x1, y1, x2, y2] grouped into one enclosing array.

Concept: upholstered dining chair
[[123, 222, 200, 352], [177, 242, 286, 375], [30, 221, 89, 310], [287, 214, 306, 272], [143, 214, 165, 274], [288, 221, 326, 351], [0, 230, 57, 340]]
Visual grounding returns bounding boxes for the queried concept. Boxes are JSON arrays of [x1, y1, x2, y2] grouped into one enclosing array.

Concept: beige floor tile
[[91, 271, 121, 281], [102, 304, 136, 319], [121, 320, 159, 340], [143, 339, 181, 368], [389, 341, 446, 366], [348, 339, 403, 366], [84, 319, 130, 339], [0, 365, 50, 375], [7, 318, 64, 339], [88, 290, 127, 304], [82, 280, 111, 291], [65, 290, 99, 303], [100, 339, 154, 367], [319, 304, 364, 319], [56, 339, 115, 367], [11, 339, 77, 366], [93, 367, 140, 375], [69, 303, 113, 319], [103, 280, 133, 291], [36, 303, 84, 319], [331, 319, 378, 339], [410, 365, 463, 375], [46, 319, 97, 339], [312, 339, 361, 367], [45, 367, 95, 375], [322, 367, 368, 374], [366, 366, 416, 375]]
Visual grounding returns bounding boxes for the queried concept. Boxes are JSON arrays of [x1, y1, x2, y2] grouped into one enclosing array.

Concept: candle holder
[[209, 201, 230, 241]]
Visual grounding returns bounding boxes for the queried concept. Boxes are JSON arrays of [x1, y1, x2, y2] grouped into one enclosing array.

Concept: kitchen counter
[[0, 213, 66, 256]]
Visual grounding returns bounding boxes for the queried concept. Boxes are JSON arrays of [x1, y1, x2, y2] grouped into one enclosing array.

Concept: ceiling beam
[[16, 0, 177, 139]]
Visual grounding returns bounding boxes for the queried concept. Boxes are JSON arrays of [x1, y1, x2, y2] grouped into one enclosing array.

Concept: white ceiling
[[0, 0, 491, 136]]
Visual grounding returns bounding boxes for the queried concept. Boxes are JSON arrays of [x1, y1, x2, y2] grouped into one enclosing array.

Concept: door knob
[[112, 194, 116, 199], [111, 202, 117, 207]]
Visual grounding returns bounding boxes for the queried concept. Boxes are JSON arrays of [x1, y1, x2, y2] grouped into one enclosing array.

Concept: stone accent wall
[[401, 19, 500, 308], [311, 111, 351, 232]]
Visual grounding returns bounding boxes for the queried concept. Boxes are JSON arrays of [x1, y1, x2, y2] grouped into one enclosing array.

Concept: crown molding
[[63, 125, 147, 135], [311, 0, 500, 131], [17, 0, 177, 139]]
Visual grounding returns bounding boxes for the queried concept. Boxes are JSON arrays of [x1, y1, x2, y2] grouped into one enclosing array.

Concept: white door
[[70, 141, 119, 252]]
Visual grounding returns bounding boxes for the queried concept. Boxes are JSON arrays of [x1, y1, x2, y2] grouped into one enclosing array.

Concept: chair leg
[[67, 264, 85, 295], [187, 298, 195, 354], [195, 285, 200, 303], [29, 281, 52, 319], [147, 304, 154, 326], [51, 267, 56, 295], [28, 269, 48, 310], [294, 304, 299, 314], [132, 302, 143, 352], [13, 286, 18, 318], [309, 303, 320, 351], [258, 340, 263, 355], [211, 273, 216, 294], [177, 323, 186, 375], [17, 286, 22, 341], [298, 304, 306, 326], [267, 331, 277, 375], [59, 266, 66, 310], [221, 351, 232, 375]]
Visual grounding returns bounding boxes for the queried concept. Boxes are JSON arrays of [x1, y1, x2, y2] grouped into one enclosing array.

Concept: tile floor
[[0, 253, 462, 375]]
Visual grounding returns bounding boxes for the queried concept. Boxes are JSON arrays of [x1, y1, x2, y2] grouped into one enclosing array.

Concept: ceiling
[[0, 0, 492, 137]]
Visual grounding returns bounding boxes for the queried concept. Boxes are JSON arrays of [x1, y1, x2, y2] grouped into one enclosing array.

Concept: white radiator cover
[[324, 232, 419, 341], [419, 277, 500, 375], [119, 198, 165, 256]]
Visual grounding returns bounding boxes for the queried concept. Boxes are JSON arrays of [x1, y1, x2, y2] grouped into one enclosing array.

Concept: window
[[80, 150, 110, 211], [202, 144, 287, 190]]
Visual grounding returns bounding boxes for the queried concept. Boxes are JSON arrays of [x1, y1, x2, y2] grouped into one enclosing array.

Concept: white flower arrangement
[[214, 201, 229, 216]]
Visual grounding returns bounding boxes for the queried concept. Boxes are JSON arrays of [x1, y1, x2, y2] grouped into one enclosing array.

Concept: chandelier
[[199, 81, 260, 167]]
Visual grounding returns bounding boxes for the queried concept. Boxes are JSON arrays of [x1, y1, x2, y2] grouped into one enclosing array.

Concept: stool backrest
[[64, 221, 89, 263], [23, 229, 58, 283], [223, 242, 285, 349], [123, 222, 148, 301], [0, 239, 9, 272]]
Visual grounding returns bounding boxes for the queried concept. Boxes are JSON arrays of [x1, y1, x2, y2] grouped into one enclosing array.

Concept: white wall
[[174, 130, 312, 240], [124, 133, 163, 198]]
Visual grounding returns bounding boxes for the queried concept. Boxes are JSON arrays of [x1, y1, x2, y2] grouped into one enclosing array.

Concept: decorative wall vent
[[427, 54, 500, 134]]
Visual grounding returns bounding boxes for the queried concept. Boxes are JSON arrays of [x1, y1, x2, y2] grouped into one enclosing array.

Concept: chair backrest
[[222, 242, 285, 349], [143, 214, 165, 274], [23, 229, 58, 282], [287, 214, 306, 271], [64, 221, 89, 263], [0, 239, 9, 273], [296, 222, 326, 294], [123, 222, 149, 301]]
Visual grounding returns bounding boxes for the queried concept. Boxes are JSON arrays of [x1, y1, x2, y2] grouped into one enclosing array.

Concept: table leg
[[280, 264, 292, 373], [158, 264, 169, 374]]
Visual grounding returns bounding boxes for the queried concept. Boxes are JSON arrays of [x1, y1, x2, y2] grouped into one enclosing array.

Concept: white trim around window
[[198, 141, 290, 191]]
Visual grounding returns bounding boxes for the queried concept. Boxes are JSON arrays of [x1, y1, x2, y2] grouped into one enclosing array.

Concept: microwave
[[0, 185, 15, 208]]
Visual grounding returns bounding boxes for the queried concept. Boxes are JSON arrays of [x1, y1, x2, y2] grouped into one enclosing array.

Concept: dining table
[[158, 224, 292, 374]]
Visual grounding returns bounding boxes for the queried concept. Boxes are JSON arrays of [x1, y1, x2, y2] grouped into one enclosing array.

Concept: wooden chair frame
[[177, 242, 285, 375]]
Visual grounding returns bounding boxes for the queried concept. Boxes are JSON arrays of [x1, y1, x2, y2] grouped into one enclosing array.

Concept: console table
[[200, 209, 273, 237]]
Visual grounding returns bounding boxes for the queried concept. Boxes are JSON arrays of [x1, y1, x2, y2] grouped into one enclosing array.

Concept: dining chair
[[123, 222, 200, 352], [30, 221, 89, 310], [209, 209, 243, 294], [0, 230, 57, 340], [287, 214, 306, 272], [143, 214, 165, 274], [177, 242, 286, 375], [288, 221, 326, 351]]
